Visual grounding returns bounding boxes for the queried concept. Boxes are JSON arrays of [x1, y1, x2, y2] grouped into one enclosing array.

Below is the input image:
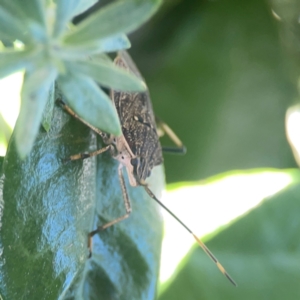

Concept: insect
[[59, 51, 237, 287]]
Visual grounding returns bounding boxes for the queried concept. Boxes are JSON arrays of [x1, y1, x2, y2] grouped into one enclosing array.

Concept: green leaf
[[53, 0, 97, 38], [0, 6, 28, 42], [58, 73, 121, 136], [68, 59, 146, 91], [64, 0, 162, 44], [13, 0, 46, 27], [0, 102, 164, 299], [0, 156, 3, 171], [59, 34, 131, 59], [0, 47, 36, 79], [72, 0, 97, 16], [41, 81, 55, 132], [159, 180, 300, 299], [15, 66, 57, 158]]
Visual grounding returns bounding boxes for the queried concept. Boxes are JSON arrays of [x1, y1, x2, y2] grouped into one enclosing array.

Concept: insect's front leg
[[56, 98, 108, 140], [57, 98, 114, 162]]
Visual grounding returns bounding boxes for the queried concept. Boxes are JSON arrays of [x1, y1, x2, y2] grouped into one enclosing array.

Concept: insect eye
[[131, 158, 139, 166]]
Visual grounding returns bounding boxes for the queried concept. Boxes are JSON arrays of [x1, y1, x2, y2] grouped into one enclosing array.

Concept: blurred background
[[2, 0, 300, 299]]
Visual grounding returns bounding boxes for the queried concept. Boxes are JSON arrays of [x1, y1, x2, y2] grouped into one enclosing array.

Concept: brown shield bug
[[59, 51, 237, 286]]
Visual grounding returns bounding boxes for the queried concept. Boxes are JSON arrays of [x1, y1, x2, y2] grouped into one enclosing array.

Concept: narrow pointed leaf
[[54, 0, 96, 38], [0, 102, 164, 299], [14, 0, 46, 27], [0, 47, 36, 79], [15, 66, 57, 158], [0, 6, 28, 41], [58, 74, 121, 136], [73, 0, 97, 16], [64, 0, 162, 44], [54, 0, 82, 37], [68, 60, 146, 91], [59, 35, 131, 59]]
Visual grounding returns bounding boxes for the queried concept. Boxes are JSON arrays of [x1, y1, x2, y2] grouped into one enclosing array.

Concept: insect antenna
[[143, 185, 237, 287]]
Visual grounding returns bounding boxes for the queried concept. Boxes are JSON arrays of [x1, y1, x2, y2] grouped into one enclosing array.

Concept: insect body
[[108, 51, 163, 187], [60, 51, 237, 287]]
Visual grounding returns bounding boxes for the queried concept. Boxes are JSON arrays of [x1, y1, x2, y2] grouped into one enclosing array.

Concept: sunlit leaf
[[159, 180, 300, 299]]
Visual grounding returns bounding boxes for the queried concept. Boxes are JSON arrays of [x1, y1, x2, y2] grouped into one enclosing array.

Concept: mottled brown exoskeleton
[[59, 51, 236, 286]]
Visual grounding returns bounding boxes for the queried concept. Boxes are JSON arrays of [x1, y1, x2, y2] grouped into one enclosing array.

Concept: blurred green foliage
[[130, 0, 298, 182]]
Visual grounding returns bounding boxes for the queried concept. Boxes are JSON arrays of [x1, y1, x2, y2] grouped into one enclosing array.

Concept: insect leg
[[57, 98, 107, 139], [88, 165, 132, 257], [155, 116, 186, 154], [57, 98, 112, 162], [64, 145, 111, 163]]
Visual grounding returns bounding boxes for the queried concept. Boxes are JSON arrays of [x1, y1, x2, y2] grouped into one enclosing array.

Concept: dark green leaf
[[0, 47, 37, 79], [64, 0, 162, 44], [68, 59, 146, 91], [57, 73, 121, 136], [41, 81, 55, 132], [0, 103, 163, 299], [15, 66, 57, 158], [59, 34, 131, 59], [159, 180, 300, 299], [0, 156, 3, 171]]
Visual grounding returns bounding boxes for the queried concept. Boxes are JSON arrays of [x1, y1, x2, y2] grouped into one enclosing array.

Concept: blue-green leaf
[[57, 74, 121, 136], [73, 0, 97, 16], [64, 0, 162, 44], [0, 47, 36, 79], [53, 0, 96, 38], [0, 6, 28, 42], [68, 59, 146, 91], [14, 0, 46, 27], [59, 34, 131, 59], [15, 66, 57, 158]]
